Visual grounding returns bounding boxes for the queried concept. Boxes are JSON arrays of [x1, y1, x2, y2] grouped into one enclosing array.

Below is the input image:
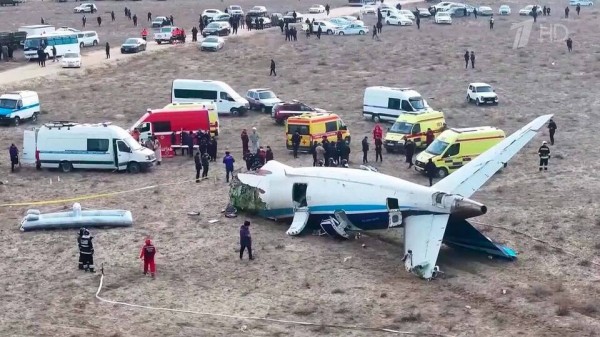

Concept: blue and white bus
[[23, 31, 80, 60]]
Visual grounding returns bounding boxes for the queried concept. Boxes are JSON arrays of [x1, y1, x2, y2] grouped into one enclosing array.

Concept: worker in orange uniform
[[139, 239, 157, 278], [141, 28, 148, 41]]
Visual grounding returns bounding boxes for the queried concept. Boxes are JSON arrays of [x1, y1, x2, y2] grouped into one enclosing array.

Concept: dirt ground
[[1, 0, 600, 336]]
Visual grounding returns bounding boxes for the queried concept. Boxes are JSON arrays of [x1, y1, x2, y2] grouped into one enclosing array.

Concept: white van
[[76, 31, 100, 47], [0, 91, 41, 126], [21, 122, 155, 173], [362, 86, 431, 123], [171, 79, 249, 116]]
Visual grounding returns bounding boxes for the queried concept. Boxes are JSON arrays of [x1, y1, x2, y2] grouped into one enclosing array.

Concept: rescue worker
[[195, 151, 202, 182], [291, 131, 301, 158], [566, 37, 573, 52], [538, 141, 550, 171], [153, 136, 162, 165], [139, 239, 157, 278], [187, 131, 194, 157], [266, 146, 274, 162], [77, 228, 95, 272], [147, 12, 152, 22], [325, 4, 330, 16], [141, 28, 148, 41], [240, 220, 253, 260], [201, 152, 210, 178], [111, 11, 115, 22], [315, 142, 325, 165], [209, 137, 218, 161], [362, 136, 369, 164], [576, 4, 580, 15], [97, 16, 102, 27], [464, 50, 469, 69], [424, 159, 437, 186], [133, 14, 138, 27], [250, 127, 260, 153], [548, 119, 557, 145], [470, 51, 475, 69], [404, 137, 416, 168], [9, 143, 19, 172], [489, 15, 494, 30], [241, 129, 249, 155], [564, 6, 569, 18], [425, 128, 435, 146], [270, 59, 277, 76], [105, 42, 110, 59], [375, 137, 383, 162], [223, 151, 235, 182], [341, 140, 351, 162]]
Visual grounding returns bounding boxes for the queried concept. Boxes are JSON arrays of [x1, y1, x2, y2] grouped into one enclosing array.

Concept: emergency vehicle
[[163, 102, 219, 136], [285, 113, 350, 152], [129, 107, 210, 148], [414, 126, 505, 178], [384, 110, 446, 153]]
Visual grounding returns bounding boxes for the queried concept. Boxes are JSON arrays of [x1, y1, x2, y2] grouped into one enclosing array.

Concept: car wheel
[[466, 95, 471, 102], [475, 99, 481, 106], [93, 40, 98, 46], [230, 108, 239, 116], [359, 30, 365, 35], [327, 29, 333, 35], [79, 42, 84, 48], [339, 31, 344, 35], [60, 161, 73, 173], [437, 167, 448, 178], [127, 162, 141, 174], [262, 106, 267, 113], [373, 115, 381, 123], [13, 116, 20, 126], [31, 112, 38, 122], [157, 40, 162, 44]]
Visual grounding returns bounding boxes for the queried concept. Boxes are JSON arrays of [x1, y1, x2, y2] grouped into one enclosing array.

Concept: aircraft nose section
[[451, 197, 487, 219]]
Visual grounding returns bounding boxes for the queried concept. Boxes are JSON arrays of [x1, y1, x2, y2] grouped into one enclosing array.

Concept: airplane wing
[[433, 114, 553, 198], [403, 214, 450, 279]]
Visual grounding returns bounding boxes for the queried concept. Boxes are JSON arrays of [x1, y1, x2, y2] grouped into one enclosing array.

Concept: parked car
[[519, 5, 542, 15], [432, 1, 456, 12], [361, 4, 377, 14], [386, 14, 413, 25], [76, 31, 99, 47], [498, 5, 511, 15], [435, 11, 452, 23], [329, 17, 364, 27], [154, 26, 182, 44], [212, 13, 231, 22], [246, 88, 282, 112], [227, 5, 244, 15], [61, 51, 81, 68], [569, 0, 594, 6], [283, 11, 303, 23], [309, 4, 326, 13], [120, 37, 147, 53], [199, 36, 224, 51], [417, 8, 432, 17], [272, 100, 325, 124], [334, 23, 369, 35], [202, 9, 225, 21], [151, 16, 170, 28], [248, 6, 267, 15], [304, 20, 340, 34], [379, 7, 398, 17], [247, 14, 272, 28], [73, 3, 96, 13], [467, 82, 498, 106], [477, 6, 493, 15], [397, 9, 416, 20], [202, 22, 231, 37]]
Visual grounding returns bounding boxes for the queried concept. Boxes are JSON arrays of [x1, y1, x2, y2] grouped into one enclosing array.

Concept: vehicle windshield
[[409, 97, 427, 110], [426, 139, 449, 156], [389, 122, 413, 134], [524, 5, 533, 9], [206, 22, 220, 28], [438, 12, 449, 16], [204, 37, 218, 42], [230, 6, 241, 10], [124, 38, 138, 44], [160, 27, 172, 32], [0, 99, 17, 109], [125, 137, 143, 151], [64, 53, 79, 58], [258, 91, 276, 99], [24, 38, 45, 49], [476, 86, 493, 92]]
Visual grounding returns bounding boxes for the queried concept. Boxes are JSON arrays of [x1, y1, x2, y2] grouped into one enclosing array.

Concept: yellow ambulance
[[383, 110, 446, 153], [163, 102, 220, 136], [285, 113, 350, 152], [415, 126, 505, 178]]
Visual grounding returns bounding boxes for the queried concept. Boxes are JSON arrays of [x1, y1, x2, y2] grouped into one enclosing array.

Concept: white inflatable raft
[[20, 203, 133, 231]]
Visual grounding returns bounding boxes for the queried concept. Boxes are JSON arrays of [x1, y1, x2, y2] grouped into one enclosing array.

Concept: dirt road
[[0, 0, 417, 87]]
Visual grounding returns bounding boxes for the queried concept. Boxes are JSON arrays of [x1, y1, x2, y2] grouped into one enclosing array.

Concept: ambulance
[[414, 126, 505, 178], [130, 107, 210, 148], [383, 110, 445, 153], [163, 102, 220, 136], [285, 113, 350, 152]]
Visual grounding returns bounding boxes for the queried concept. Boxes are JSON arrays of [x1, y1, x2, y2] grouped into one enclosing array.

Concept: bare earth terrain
[[1, 0, 600, 336]]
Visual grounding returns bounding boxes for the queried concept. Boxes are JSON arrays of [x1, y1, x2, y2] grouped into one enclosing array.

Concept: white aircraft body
[[230, 115, 553, 279]]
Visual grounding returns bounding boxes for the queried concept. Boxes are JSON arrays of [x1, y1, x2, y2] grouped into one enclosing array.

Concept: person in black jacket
[[361, 136, 369, 164], [374, 137, 383, 162], [310, 141, 318, 166], [266, 146, 274, 162], [547, 119, 557, 145], [404, 138, 416, 168], [78, 228, 95, 272], [201, 152, 210, 179], [424, 159, 437, 186], [291, 131, 301, 158], [209, 137, 218, 161], [194, 152, 202, 182]]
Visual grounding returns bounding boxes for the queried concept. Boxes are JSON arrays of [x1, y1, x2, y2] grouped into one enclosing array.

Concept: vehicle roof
[[287, 112, 340, 123], [249, 88, 273, 92], [437, 127, 505, 143], [397, 110, 445, 123], [1, 90, 37, 97], [150, 107, 209, 114], [165, 102, 216, 109], [41, 122, 127, 135], [469, 82, 492, 87], [366, 86, 421, 96], [27, 31, 78, 39]]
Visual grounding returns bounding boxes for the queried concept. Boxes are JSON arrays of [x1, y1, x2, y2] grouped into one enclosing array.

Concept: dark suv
[[272, 101, 324, 125]]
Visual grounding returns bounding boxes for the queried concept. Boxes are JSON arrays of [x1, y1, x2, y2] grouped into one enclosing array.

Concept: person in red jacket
[[373, 124, 383, 140], [140, 239, 157, 278], [141, 28, 148, 41], [425, 128, 435, 146]]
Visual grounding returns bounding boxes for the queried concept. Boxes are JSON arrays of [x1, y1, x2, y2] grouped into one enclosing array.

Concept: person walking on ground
[[375, 137, 383, 162], [240, 129, 249, 155], [565, 6, 570, 18], [133, 14, 138, 27], [310, 141, 318, 166], [239, 220, 253, 260], [426, 128, 435, 147], [147, 12, 152, 22], [250, 127, 260, 153], [425, 159, 437, 186], [566, 37, 573, 52], [576, 4, 580, 15], [376, 20, 383, 34], [464, 50, 469, 69], [209, 137, 218, 161], [9, 143, 19, 172], [51, 45, 57, 62], [105, 42, 110, 59], [470, 51, 475, 69], [82, 15, 87, 28], [170, 15, 174, 25], [111, 11, 115, 22], [548, 119, 557, 145], [291, 131, 301, 158], [140, 239, 157, 278], [192, 26, 198, 42], [416, 15, 420, 29], [543, 5, 547, 15], [532, 6, 538, 22], [325, 4, 330, 16], [362, 136, 369, 164], [404, 138, 416, 168], [195, 152, 202, 182], [489, 15, 494, 30], [39, 49, 46, 67], [223, 151, 235, 183], [538, 141, 551, 171], [201, 152, 210, 178], [77, 228, 95, 272], [317, 25, 322, 39], [270, 59, 276, 76], [97, 16, 102, 27], [547, 7, 551, 15], [372, 25, 378, 39], [153, 136, 161, 165], [315, 142, 325, 165], [473, 8, 478, 18]]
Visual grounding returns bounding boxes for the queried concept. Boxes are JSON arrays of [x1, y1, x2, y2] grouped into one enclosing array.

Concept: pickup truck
[[154, 26, 175, 44]]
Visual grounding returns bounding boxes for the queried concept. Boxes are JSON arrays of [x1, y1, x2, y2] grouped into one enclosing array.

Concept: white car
[[309, 4, 326, 13], [397, 10, 416, 20], [76, 31, 99, 48], [329, 17, 364, 27], [435, 11, 453, 24], [433, 2, 457, 11], [246, 88, 282, 112], [202, 9, 225, 20], [339, 15, 360, 22], [199, 36, 224, 51], [477, 6, 494, 15], [467, 83, 498, 106], [362, 4, 377, 14], [304, 20, 340, 34], [417, 8, 432, 17], [73, 3, 97, 13], [61, 51, 81, 68], [227, 5, 244, 15], [385, 14, 413, 26], [334, 23, 369, 35], [248, 6, 268, 15], [519, 5, 542, 15], [283, 11, 303, 22], [570, 0, 594, 6], [498, 5, 511, 15], [380, 8, 398, 17]]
